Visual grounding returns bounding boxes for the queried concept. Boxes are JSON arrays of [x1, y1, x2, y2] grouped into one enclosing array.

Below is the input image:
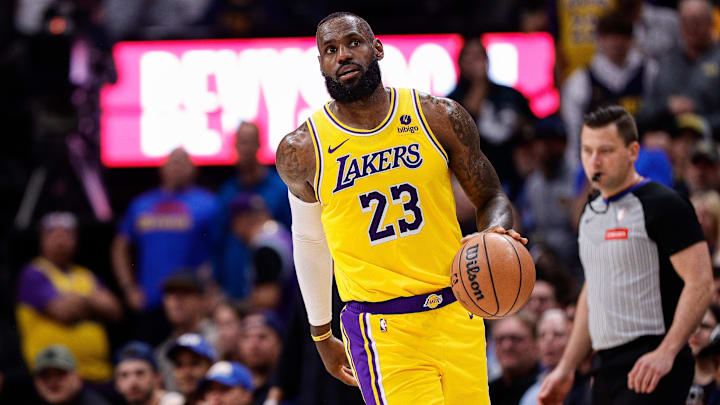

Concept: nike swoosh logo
[[328, 138, 350, 154]]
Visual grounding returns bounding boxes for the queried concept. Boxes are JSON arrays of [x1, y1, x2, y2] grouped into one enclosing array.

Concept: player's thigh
[[340, 308, 444, 405], [437, 303, 490, 404]]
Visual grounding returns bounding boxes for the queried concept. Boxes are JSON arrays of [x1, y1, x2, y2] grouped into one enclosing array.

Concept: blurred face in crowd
[[163, 289, 205, 329], [203, 382, 252, 405], [40, 226, 77, 266], [214, 304, 243, 360], [537, 310, 571, 368], [526, 281, 559, 317], [581, 123, 639, 197], [235, 122, 260, 170], [597, 33, 633, 66], [686, 160, 720, 192], [459, 38, 488, 83], [691, 193, 720, 248], [670, 131, 701, 169], [492, 317, 537, 378], [34, 368, 83, 404], [238, 315, 282, 372], [172, 349, 212, 396], [679, 0, 714, 54], [689, 309, 719, 355], [115, 359, 158, 405], [533, 137, 567, 174], [160, 148, 196, 191]]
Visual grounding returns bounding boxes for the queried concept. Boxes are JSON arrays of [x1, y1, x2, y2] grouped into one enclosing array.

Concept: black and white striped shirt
[[578, 181, 705, 350]]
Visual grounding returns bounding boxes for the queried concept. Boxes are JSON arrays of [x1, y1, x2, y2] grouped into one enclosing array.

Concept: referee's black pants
[[591, 335, 694, 405]]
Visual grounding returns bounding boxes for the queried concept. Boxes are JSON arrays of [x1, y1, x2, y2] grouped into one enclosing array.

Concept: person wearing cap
[[32, 344, 110, 405], [156, 272, 217, 391], [214, 122, 292, 301], [687, 140, 720, 193], [200, 361, 253, 405], [229, 193, 293, 315], [237, 313, 283, 405], [162, 333, 216, 400], [16, 212, 122, 383], [115, 341, 184, 405]]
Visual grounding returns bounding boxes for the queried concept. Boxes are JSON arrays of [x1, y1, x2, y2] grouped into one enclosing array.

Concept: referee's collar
[[602, 178, 650, 204]]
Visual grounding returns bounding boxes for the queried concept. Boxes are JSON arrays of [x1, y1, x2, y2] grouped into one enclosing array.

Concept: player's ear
[[374, 38, 384, 61]]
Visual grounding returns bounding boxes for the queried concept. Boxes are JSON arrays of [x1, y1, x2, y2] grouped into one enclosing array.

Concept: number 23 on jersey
[[358, 182, 424, 245]]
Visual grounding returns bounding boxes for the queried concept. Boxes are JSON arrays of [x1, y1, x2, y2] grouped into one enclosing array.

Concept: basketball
[[451, 232, 535, 319]]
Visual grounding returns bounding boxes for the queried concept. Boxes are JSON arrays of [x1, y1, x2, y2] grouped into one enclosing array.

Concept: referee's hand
[[537, 365, 574, 405], [627, 348, 674, 394]]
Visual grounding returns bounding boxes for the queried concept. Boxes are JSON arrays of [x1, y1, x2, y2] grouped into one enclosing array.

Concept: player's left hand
[[461, 226, 528, 245], [627, 348, 675, 394]]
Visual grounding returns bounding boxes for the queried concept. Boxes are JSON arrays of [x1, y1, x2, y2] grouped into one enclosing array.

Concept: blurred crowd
[[1, 0, 720, 404]]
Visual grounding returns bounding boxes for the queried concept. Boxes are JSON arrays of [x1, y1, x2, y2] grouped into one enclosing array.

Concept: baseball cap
[[116, 341, 158, 370], [676, 113, 710, 139], [40, 212, 77, 231], [229, 193, 267, 217], [167, 333, 216, 363], [691, 141, 720, 165], [244, 312, 284, 337], [162, 271, 205, 294], [34, 345, 77, 374], [533, 115, 567, 141], [201, 361, 253, 391]]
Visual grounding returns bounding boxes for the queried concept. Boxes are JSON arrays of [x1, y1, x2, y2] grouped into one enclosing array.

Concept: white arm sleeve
[[288, 191, 333, 326]]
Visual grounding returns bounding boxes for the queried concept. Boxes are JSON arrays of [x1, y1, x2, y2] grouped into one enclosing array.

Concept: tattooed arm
[[419, 93, 517, 235], [276, 123, 317, 202]]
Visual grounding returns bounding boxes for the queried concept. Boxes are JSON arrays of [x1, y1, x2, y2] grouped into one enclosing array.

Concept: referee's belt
[[346, 287, 456, 315]]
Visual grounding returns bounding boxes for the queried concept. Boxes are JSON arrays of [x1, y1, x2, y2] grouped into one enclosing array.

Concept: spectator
[[688, 305, 720, 404], [670, 113, 710, 193], [614, 0, 682, 60], [692, 191, 720, 267], [112, 148, 217, 343], [199, 361, 253, 405], [164, 333, 216, 401], [447, 37, 534, 186], [16, 212, 122, 383], [115, 341, 184, 405], [489, 311, 541, 405], [213, 300, 246, 362], [31, 345, 110, 405], [156, 273, 217, 391], [687, 141, 720, 193], [638, 0, 720, 138], [214, 122, 291, 300], [229, 194, 293, 316], [562, 11, 658, 166], [526, 279, 561, 319], [238, 313, 283, 405], [520, 309, 590, 405], [520, 117, 579, 270]]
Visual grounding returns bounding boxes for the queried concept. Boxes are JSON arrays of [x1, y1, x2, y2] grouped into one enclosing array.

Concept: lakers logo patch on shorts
[[423, 293, 443, 309]]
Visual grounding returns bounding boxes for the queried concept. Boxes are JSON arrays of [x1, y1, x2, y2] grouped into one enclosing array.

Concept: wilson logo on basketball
[[464, 244, 485, 301], [605, 228, 628, 240], [423, 294, 443, 309]]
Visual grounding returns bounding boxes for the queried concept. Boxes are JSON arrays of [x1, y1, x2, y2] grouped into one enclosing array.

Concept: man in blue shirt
[[112, 148, 217, 317], [213, 122, 290, 299]]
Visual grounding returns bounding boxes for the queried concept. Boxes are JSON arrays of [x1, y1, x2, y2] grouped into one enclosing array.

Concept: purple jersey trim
[[346, 287, 456, 315], [16, 265, 59, 311]]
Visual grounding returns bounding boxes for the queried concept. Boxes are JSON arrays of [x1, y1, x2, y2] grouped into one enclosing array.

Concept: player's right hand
[[537, 366, 574, 405], [315, 335, 358, 386]]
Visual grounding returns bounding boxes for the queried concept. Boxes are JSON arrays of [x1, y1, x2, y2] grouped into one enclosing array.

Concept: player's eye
[[350, 39, 360, 47], [326, 46, 336, 54]]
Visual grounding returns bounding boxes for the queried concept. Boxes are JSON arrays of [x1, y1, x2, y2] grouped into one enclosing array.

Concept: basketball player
[[538, 106, 713, 405], [275, 12, 525, 404]]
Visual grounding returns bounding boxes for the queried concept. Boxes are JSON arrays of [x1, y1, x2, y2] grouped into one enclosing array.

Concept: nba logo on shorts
[[380, 318, 388, 332], [424, 294, 443, 309]]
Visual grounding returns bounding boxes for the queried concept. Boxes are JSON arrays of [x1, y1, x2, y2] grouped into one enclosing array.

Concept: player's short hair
[[583, 105, 638, 145], [316, 12, 374, 40]]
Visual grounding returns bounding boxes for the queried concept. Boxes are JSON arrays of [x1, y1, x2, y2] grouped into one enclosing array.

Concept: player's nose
[[336, 45, 353, 62]]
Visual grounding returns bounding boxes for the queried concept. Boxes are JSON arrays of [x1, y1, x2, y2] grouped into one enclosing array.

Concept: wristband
[[311, 330, 332, 342]]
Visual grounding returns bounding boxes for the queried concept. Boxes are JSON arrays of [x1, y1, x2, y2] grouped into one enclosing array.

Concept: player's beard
[[324, 58, 382, 104]]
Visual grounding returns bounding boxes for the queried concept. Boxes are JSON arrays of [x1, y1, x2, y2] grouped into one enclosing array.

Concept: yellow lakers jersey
[[307, 88, 463, 303]]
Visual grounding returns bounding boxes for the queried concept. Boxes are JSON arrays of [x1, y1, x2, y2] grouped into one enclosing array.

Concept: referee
[[538, 106, 713, 405]]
